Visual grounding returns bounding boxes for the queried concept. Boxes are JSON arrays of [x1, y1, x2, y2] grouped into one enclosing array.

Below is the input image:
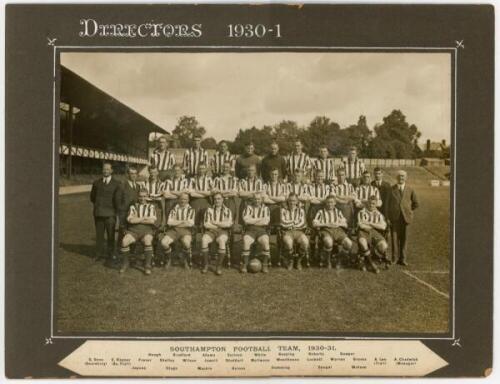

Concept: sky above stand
[[62, 52, 451, 143]]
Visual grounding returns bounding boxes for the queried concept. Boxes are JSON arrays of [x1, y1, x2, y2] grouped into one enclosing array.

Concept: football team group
[[90, 135, 419, 276]]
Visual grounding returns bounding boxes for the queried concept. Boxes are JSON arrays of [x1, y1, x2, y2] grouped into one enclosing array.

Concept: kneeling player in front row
[[241, 192, 271, 273], [312, 195, 353, 269], [280, 193, 309, 270], [200, 192, 233, 275], [120, 189, 158, 275], [357, 195, 390, 273], [160, 192, 195, 269]]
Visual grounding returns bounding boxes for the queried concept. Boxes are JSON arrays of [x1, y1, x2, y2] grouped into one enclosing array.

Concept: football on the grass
[[248, 258, 262, 273]]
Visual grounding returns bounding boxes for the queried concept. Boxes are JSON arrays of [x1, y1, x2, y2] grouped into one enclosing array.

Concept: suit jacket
[[387, 184, 419, 224], [371, 180, 392, 215], [120, 180, 140, 216], [90, 177, 122, 217]]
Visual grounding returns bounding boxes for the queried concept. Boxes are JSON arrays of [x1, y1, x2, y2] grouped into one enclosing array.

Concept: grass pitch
[[57, 166, 450, 335]]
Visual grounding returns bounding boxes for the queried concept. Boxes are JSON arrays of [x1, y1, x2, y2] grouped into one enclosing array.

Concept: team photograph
[[57, 52, 451, 335]]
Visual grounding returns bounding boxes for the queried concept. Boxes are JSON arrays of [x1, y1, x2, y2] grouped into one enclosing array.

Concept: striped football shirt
[[314, 208, 346, 225], [333, 181, 355, 198], [214, 176, 239, 192], [287, 183, 310, 199], [355, 184, 381, 202], [204, 205, 233, 226], [189, 175, 213, 193], [340, 157, 366, 180], [168, 204, 195, 225], [128, 203, 157, 220], [150, 150, 176, 171], [357, 208, 386, 227], [183, 148, 209, 177], [140, 180, 165, 199], [313, 158, 336, 181], [308, 183, 332, 200], [211, 151, 236, 176], [286, 152, 312, 175], [280, 206, 306, 230], [166, 177, 189, 193], [243, 204, 270, 224], [239, 177, 264, 194], [264, 181, 288, 198]]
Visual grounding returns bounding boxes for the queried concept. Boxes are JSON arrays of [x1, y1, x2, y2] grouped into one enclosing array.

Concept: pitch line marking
[[401, 270, 450, 299]]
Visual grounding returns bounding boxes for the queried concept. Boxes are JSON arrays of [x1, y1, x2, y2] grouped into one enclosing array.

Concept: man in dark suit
[[371, 167, 392, 216], [90, 162, 122, 262], [119, 166, 140, 235], [386, 170, 419, 266]]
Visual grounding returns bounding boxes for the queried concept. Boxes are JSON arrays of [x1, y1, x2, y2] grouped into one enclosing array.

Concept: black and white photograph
[[57, 51, 452, 335]]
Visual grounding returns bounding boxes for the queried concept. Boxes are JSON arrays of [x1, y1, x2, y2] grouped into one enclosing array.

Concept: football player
[[163, 164, 190, 216], [340, 146, 366, 185], [211, 140, 236, 177], [313, 145, 336, 183], [238, 164, 264, 223], [119, 188, 158, 275], [312, 195, 353, 269], [183, 134, 208, 178], [286, 139, 312, 179], [150, 135, 176, 181], [189, 162, 213, 226], [287, 168, 311, 207], [212, 160, 239, 223], [357, 195, 390, 273], [140, 166, 166, 225], [354, 171, 382, 209], [307, 170, 332, 225], [160, 192, 195, 269], [263, 168, 288, 225], [280, 193, 309, 270], [200, 192, 233, 275], [241, 192, 271, 273], [331, 168, 356, 231]]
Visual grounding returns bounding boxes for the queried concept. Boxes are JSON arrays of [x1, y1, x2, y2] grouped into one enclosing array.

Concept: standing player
[[141, 167, 166, 225], [287, 168, 311, 207], [354, 171, 382, 209], [331, 168, 356, 231], [200, 192, 233, 275], [210, 140, 236, 177], [263, 168, 288, 225], [160, 192, 195, 269], [372, 167, 392, 216], [163, 164, 190, 215], [119, 189, 158, 275], [280, 193, 309, 270], [241, 192, 271, 273], [307, 170, 332, 225], [212, 161, 239, 222], [313, 145, 336, 184], [90, 162, 122, 263], [150, 135, 176, 181], [357, 195, 390, 273], [312, 195, 353, 269], [188, 162, 213, 227], [340, 146, 366, 185], [183, 134, 209, 178], [238, 164, 264, 222], [261, 141, 288, 183], [235, 142, 261, 179], [286, 139, 312, 179]]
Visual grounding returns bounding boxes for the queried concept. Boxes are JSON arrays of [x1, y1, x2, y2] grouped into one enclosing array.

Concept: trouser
[[94, 216, 116, 258], [390, 217, 408, 262]]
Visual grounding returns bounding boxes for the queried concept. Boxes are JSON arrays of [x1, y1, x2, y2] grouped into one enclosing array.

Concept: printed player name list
[[59, 340, 448, 377]]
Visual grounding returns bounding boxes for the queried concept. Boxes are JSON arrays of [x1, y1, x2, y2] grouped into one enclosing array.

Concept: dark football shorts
[[320, 227, 348, 243], [244, 225, 268, 241], [204, 228, 229, 241], [358, 228, 386, 245], [125, 224, 154, 241], [162, 227, 192, 242]]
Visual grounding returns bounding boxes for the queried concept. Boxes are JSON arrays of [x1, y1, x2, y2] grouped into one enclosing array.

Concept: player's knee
[[121, 234, 134, 247], [161, 236, 173, 248], [378, 240, 388, 253], [142, 235, 153, 246], [216, 236, 227, 249], [358, 237, 368, 250], [342, 237, 353, 250], [282, 236, 293, 250], [323, 236, 333, 249], [299, 234, 309, 248], [181, 236, 192, 249], [258, 235, 270, 249], [201, 234, 212, 249], [243, 235, 254, 249]]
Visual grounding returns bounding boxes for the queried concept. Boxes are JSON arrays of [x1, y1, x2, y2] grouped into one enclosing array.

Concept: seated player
[[331, 168, 356, 231], [213, 160, 239, 221], [119, 189, 158, 275], [238, 164, 264, 222], [163, 164, 190, 215], [200, 192, 233, 275], [280, 193, 309, 270], [354, 171, 382, 209], [189, 162, 213, 226], [308, 170, 332, 225], [241, 192, 271, 274], [312, 195, 353, 269], [357, 195, 390, 273], [160, 192, 195, 269], [263, 168, 288, 225]]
